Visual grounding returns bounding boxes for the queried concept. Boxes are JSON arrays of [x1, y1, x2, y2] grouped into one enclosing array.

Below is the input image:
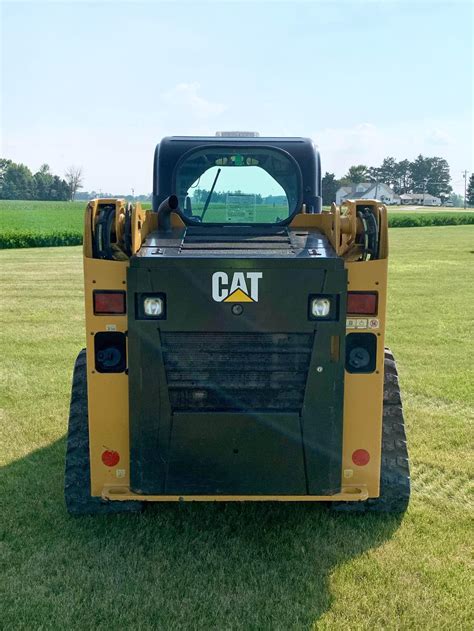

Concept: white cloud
[[425, 128, 452, 146], [161, 83, 226, 119], [313, 118, 472, 193]]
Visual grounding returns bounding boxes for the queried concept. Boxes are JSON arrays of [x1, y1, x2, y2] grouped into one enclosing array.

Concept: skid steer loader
[[65, 133, 410, 514]]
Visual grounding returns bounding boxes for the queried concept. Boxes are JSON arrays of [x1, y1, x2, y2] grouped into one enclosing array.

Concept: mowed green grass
[[1, 227, 473, 629]]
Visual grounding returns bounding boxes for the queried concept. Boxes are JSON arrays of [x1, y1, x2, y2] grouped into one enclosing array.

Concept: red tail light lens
[[93, 291, 126, 314], [102, 450, 120, 467], [347, 292, 378, 315], [352, 449, 370, 466]]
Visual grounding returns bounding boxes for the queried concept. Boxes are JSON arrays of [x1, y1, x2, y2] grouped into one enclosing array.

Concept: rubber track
[[64, 349, 143, 515], [332, 348, 411, 513]]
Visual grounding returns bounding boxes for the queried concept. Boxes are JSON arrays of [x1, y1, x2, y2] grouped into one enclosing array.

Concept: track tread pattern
[[64, 349, 142, 515], [332, 348, 411, 513]]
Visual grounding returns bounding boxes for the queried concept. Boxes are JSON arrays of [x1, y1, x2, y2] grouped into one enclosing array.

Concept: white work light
[[144, 296, 164, 317], [311, 297, 331, 318]]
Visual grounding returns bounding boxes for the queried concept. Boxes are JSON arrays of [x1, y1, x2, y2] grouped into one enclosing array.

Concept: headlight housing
[[144, 297, 164, 317], [311, 297, 331, 318], [136, 293, 167, 319], [308, 294, 338, 320]]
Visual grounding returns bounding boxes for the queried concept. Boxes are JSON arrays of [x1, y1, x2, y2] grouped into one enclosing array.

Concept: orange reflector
[[347, 292, 378, 315], [352, 449, 370, 466], [93, 291, 126, 314], [102, 450, 120, 467]]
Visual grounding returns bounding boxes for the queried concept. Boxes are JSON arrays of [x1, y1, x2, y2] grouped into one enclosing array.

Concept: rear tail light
[[345, 333, 377, 373], [347, 292, 378, 315], [93, 291, 126, 315], [94, 332, 126, 373]]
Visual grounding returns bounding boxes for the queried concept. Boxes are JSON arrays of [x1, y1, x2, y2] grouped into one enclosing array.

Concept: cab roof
[[152, 136, 322, 213]]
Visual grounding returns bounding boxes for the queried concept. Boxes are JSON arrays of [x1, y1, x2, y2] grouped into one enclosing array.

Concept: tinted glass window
[[175, 147, 300, 223]]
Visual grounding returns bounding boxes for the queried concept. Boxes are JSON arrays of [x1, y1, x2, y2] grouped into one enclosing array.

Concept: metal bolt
[[316, 366, 323, 373]]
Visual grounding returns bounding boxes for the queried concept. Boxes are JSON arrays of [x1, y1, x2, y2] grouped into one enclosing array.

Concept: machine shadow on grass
[[2, 439, 402, 629]]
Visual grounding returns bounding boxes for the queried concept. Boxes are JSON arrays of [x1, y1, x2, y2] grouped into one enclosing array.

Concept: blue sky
[[1, 1, 472, 194]]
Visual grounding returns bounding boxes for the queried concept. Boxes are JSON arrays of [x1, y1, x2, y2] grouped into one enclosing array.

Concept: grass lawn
[[388, 205, 471, 213], [0, 227, 473, 629]]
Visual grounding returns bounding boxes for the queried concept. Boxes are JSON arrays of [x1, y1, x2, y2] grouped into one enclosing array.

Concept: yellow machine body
[[82, 199, 388, 503]]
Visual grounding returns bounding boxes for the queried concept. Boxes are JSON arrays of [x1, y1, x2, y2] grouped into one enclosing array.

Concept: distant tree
[[34, 164, 54, 201], [378, 157, 397, 188], [65, 165, 84, 201], [0, 159, 70, 200], [394, 159, 411, 194], [0, 161, 35, 199], [425, 157, 451, 197], [344, 165, 369, 184], [321, 172, 339, 205], [51, 175, 71, 200], [467, 174, 474, 207], [409, 155, 451, 197], [0, 158, 13, 183], [367, 166, 381, 183], [409, 155, 431, 193], [448, 192, 464, 207]]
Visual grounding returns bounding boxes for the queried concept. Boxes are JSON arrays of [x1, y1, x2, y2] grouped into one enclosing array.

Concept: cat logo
[[212, 271, 263, 303]]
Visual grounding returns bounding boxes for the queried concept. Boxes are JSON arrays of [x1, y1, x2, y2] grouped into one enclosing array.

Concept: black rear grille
[[161, 332, 313, 412], [181, 227, 293, 253]]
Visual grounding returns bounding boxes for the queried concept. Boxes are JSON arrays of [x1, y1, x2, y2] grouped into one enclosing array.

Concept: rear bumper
[[102, 486, 369, 502]]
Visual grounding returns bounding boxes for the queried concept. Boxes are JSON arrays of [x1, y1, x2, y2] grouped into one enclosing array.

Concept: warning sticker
[[106, 324, 117, 332], [346, 318, 368, 329], [116, 469, 126, 479]]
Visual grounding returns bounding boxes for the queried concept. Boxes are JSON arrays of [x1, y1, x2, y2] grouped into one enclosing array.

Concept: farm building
[[336, 182, 400, 205], [399, 193, 441, 206]]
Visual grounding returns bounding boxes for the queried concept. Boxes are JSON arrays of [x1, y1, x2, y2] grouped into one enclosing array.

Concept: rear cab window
[[174, 146, 301, 224]]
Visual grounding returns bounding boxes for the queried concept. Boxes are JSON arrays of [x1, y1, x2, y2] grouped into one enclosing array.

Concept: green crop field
[[1, 200, 473, 248], [1, 227, 472, 629]]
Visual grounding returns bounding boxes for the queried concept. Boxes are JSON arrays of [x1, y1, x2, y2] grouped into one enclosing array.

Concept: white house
[[336, 182, 400, 206], [399, 193, 441, 206]]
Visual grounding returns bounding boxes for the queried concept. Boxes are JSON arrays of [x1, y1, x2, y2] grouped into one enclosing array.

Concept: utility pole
[[462, 170, 468, 209], [422, 178, 428, 206]]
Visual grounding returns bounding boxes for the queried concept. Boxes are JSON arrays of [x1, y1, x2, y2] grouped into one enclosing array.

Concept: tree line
[[2, 154, 470, 206], [322, 154, 454, 205], [0, 159, 83, 201], [468, 174, 474, 206], [192, 189, 286, 205]]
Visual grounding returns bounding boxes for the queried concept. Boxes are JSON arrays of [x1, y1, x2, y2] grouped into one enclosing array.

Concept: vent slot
[[161, 332, 313, 412], [181, 227, 292, 251]]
